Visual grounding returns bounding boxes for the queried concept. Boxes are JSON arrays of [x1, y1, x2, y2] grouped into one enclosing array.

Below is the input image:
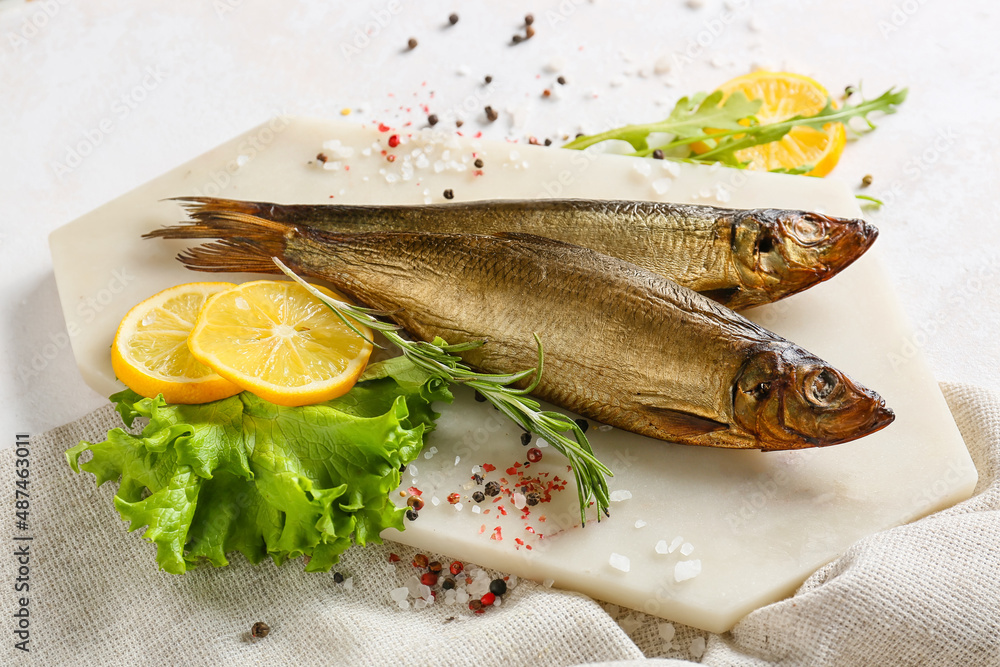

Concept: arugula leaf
[[66, 357, 450, 574], [564, 86, 907, 170], [563, 90, 762, 153]]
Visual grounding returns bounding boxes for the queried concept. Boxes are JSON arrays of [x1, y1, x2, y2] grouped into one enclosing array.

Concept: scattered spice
[[406, 509, 419, 521], [862, 174, 873, 187], [250, 622, 270, 639], [316, 152, 329, 163], [574, 418, 590, 434], [473, 473, 484, 485], [542, 89, 551, 98], [526, 492, 540, 506], [407, 37, 418, 50], [447, 493, 461, 504], [544, 138, 552, 146], [474, 391, 486, 402], [484, 106, 498, 122], [520, 432, 532, 446], [442, 577, 456, 590], [845, 85, 856, 97], [472, 491, 486, 503], [333, 572, 345, 583], [407, 495, 425, 511], [420, 572, 438, 586], [455, 119, 464, 128], [469, 599, 483, 612], [413, 554, 429, 568], [427, 113, 439, 126], [388, 134, 400, 148], [652, 149, 665, 160], [512, 34, 523, 44], [525, 13, 534, 25], [481, 592, 496, 606], [557, 76, 567, 85], [484, 481, 501, 496], [428, 560, 443, 574], [474, 158, 484, 168], [448, 13, 459, 25], [485, 75, 493, 84], [527, 448, 542, 463], [389, 553, 401, 563], [525, 25, 535, 39], [490, 578, 507, 596], [443, 189, 455, 200], [450, 561, 464, 575]]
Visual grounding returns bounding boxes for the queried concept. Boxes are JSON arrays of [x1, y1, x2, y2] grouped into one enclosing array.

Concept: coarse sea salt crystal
[[472, 505, 481, 514], [414, 599, 427, 610], [456, 590, 469, 604], [415, 154, 429, 169], [655, 540, 669, 554], [236, 154, 249, 168], [609, 490, 632, 502], [406, 576, 422, 597], [513, 492, 527, 510], [662, 160, 680, 176], [423, 451, 433, 459], [343, 577, 354, 592], [634, 519, 647, 529], [397, 599, 409, 610], [609, 553, 630, 572], [419, 584, 432, 599], [669, 536, 684, 553], [632, 161, 652, 178], [455, 503, 464, 512], [674, 559, 702, 582], [543, 578, 555, 588], [454, 456, 461, 466], [680, 542, 694, 556], [598, 424, 613, 432], [536, 438, 548, 448], [408, 465, 418, 476], [390, 587, 409, 602], [361, 147, 372, 157], [431, 496, 441, 506], [690, 636, 706, 658], [652, 178, 672, 195], [508, 575, 518, 588], [658, 622, 676, 642], [619, 614, 641, 633], [715, 184, 732, 203]]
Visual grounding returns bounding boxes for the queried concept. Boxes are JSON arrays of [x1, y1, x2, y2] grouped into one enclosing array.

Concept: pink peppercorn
[[480, 592, 496, 606], [449, 561, 464, 575], [527, 448, 542, 463]]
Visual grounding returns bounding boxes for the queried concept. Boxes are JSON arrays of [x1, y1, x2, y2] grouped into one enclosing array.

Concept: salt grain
[[408, 465, 418, 476], [609, 553, 630, 572], [543, 578, 555, 588], [618, 614, 641, 633], [390, 587, 409, 602], [609, 490, 632, 502], [658, 622, 676, 642], [343, 577, 354, 592], [632, 161, 652, 178], [652, 178, 673, 195], [690, 636, 706, 658], [431, 496, 441, 506], [513, 492, 527, 510], [669, 536, 684, 553], [414, 599, 427, 610], [454, 456, 461, 466], [655, 540, 669, 554], [598, 424, 613, 432], [472, 505, 481, 514], [236, 154, 249, 168], [654, 56, 673, 75], [536, 438, 549, 448], [455, 503, 464, 512], [396, 599, 409, 610], [635, 520, 647, 528], [680, 542, 694, 556], [674, 559, 702, 582]]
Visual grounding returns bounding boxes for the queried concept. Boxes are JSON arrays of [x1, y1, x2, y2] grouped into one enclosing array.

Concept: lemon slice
[[187, 280, 374, 407], [714, 71, 846, 176], [112, 282, 242, 404]]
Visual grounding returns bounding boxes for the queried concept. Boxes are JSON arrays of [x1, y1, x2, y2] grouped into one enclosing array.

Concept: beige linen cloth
[[4, 383, 998, 666]]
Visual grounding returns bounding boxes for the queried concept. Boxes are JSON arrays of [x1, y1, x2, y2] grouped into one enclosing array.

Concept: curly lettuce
[[66, 359, 451, 574]]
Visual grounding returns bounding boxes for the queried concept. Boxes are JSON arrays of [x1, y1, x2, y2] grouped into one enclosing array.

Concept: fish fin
[[149, 207, 300, 274], [697, 286, 741, 305], [637, 404, 729, 438]]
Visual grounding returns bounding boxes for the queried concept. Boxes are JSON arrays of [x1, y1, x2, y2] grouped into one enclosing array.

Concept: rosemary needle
[[273, 258, 612, 524]]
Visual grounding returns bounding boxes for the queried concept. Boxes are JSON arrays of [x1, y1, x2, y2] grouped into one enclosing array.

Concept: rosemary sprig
[[273, 258, 612, 524]]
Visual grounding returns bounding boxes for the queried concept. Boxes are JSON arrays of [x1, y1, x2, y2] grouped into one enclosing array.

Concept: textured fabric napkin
[[4, 383, 997, 666]]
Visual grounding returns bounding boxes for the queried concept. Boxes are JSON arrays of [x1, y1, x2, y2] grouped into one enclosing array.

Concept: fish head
[[732, 345, 894, 450], [731, 209, 878, 301]]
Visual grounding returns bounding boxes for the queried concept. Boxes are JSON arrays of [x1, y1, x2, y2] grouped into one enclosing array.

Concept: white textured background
[[2, 0, 998, 443]]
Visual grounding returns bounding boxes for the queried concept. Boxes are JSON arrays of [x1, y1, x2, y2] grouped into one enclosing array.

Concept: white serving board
[[49, 118, 976, 633]]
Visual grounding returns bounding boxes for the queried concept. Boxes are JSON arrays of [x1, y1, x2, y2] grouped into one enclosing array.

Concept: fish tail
[[149, 206, 301, 275]]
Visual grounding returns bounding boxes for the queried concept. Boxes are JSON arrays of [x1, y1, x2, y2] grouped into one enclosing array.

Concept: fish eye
[[808, 368, 839, 403], [788, 215, 826, 246], [756, 231, 776, 255], [750, 381, 771, 399]]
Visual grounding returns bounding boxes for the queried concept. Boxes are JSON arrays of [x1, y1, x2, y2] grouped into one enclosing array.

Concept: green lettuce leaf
[[66, 357, 452, 574]]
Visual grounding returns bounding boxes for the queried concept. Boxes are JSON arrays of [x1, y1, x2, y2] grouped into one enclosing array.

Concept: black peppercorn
[[472, 491, 485, 503], [574, 418, 589, 433], [484, 106, 498, 122], [448, 13, 459, 25], [428, 113, 439, 126], [406, 509, 419, 521], [652, 149, 665, 160], [443, 189, 454, 200], [442, 577, 456, 590], [557, 76, 566, 85], [484, 481, 500, 496], [407, 37, 418, 50], [526, 492, 540, 506], [251, 621, 270, 638], [489, 578, 508, 596], [474, 391, 486, 402], [474, 158, 484, 168], [520, 432, 532, 446], [333, 572, 344, 583]]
